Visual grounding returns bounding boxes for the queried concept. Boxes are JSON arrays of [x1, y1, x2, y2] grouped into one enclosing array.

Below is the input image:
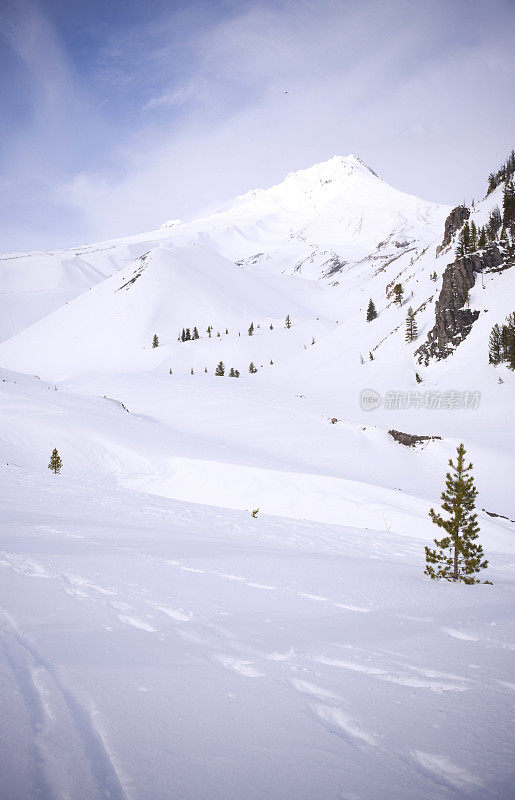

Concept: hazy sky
[[1, 0, 514, 251]]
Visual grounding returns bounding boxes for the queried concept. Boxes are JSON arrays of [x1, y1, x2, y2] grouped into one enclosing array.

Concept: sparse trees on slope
[[367, 299, 377, 321], [425, 444, 490, 584], [48, 448, 62, 474]]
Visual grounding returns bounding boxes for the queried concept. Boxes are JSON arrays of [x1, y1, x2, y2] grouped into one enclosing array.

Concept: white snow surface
[[0, 155, 513, 798]]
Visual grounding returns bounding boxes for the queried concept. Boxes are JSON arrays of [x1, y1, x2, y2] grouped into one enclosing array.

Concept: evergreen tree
[[248, 322, 254, 336], [217, 331, 221, 337], [215, 361, 225, 376], [489, 324, 502, 364], [366, 299, 378, 321], [48, 448, 62, 474], [430, 271, 438, 282], [270, 359, 273, 365], [503, 180, 515, 229], [393, 283, 403, 305], [487, 207, 502, 240], [405, 307, 418, 342], [455, 221, 471, 257], [192, 327, 199, 340], [169, 368, 173, 374], [152, 334, 159, 348], [229, 367, 235, 377], [425, 444, 489, 584], [369, 351, 374, 361], [249, 362, 257, 373], [269, 323, 273, 330], [415, 372, 422, 383], [181, 328, 186, 342], [478, 226, 487, 249], [469, 220, 477, 251], [204, 367, 208, 373], [311, 337, 315, 345], [207, 326, 212, 338], [225, 328, 229, 335], [285, 314, 291, 329], [185, 328, 191, 341], [190, 367, 194, 375], [234, 370, 240, 377]]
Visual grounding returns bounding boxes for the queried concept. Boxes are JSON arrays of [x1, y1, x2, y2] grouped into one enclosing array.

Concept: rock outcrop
[[436, 205, 470, 255], [388, 430, 441, 447], [416, 245, 504, 364]]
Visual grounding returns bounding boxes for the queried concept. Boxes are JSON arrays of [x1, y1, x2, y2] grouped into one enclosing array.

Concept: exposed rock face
[[388, 430, 441, 447], [436, 205, 470, 254], [416, 245, 504, 364]]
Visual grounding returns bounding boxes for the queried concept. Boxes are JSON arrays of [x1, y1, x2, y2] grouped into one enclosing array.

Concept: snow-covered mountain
[[0, 153, 514, 799]]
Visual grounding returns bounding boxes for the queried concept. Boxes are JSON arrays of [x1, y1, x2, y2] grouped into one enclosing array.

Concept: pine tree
[[285, 314, 291, 329], [270, 359, 273, 364], [192, 327, 199, 340], [207, 326, 212, 338], [152, 334, 159, 348], [229, 367, 235, 377], [366, 299, 377, 321], [469, 220, 477, 251], [234, 370, 240, 377], [487, 207, 502, 240], [185, 328, 191, 341], [48, 448, 62, 474], [405, 307, 418, 342], [489, 324, 502, 364], [225, 328, 229, 335], [215, 361, 225, 376], [369, 351, 374, 361], [169, 368, 173, 374], [502, 180, 515, 229], [181, 328, 186, 342], [248, 322, 254, 336], [478, 226, 487, 249], [249, 362, 257, 373], [393, 284, 403, 305], [269, 323, 273, 330], [204, 367, 208, 373], [190, 367, 194, 375], [415, 372, 422, 383], [455, 221, 471, 257], [425, 444, 489, 584], [217, 331, 220, 337]]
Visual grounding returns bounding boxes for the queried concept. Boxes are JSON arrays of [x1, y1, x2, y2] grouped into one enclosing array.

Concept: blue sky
[[1, 0, 514, 251]]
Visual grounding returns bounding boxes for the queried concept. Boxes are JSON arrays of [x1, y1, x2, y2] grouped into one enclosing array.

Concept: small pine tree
[[181, 328, 186, 342], [366, 299, 378, 321], [185, 328, 191, 341], [248, 322, 254, 336], [270, 323, 273, 330], [270, 359, 273, 365], [48, 448, 62, 474], [217, 331, 221, 338], [285, 314, 291, 329], [369, 351, 374, 361], [234, 370, 240, 377], [192, 327, 199, 340], [249, 362, 257, 373], [225, 328, 229, 335], [152, 334, 159, 348], [207, 326, 212, 338], [204, 367, 208, 373], [393, 284, 403, 305], [251, 508, 259, 518], [415, 372, 422, 383], [478, 227, 487, 250], [405, 307, 418, 342], [169, 368, 173, 375], [229, 367, 235, 377], [190, 367, 194, 375], [215, 361, 225, 376], [469, 219, 477, 251], [425, 444, 489, 584]]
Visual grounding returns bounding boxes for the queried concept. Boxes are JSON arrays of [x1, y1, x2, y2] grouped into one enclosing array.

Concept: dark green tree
[[192, 327, 199, 340], [425, 444, 490, 584], [478, 226, 487, 249], [207, 325, 212, 338], [285, 314, 291, 329], [269, 323, 273, 330], [249, 362, 257, 373], [405, 307, 418, 342], [152, 334, 159, 348], [455, 221, 470, 257], [229, 367, 235, 377], [248, 322, 254, 336], [487, 207, 502, 240], [185, 328, 191, 341], [48, 448, 62, 474], [393, 283, 403, 305], [469, 220, 477, 251], [215, 361, 225, 376], [181, 328, 186, 342], [366, 299, 377, 321], [488, 324, 502, 364]]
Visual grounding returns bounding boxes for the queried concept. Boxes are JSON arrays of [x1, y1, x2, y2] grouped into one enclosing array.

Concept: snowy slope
[[0, 153, 514, 798]]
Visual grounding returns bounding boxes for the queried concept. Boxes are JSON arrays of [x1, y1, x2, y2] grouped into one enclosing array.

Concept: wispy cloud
[[1, 0, 514, 251]]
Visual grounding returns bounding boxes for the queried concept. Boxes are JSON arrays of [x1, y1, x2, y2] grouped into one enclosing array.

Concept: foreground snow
[[1, 466, 513, 800]]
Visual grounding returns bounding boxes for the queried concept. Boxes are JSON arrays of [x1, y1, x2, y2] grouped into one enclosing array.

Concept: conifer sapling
[[48, 448, 62, 474]]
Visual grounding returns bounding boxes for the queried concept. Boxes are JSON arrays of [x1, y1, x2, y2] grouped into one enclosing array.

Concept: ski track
[[0, 611, 130, 800]]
